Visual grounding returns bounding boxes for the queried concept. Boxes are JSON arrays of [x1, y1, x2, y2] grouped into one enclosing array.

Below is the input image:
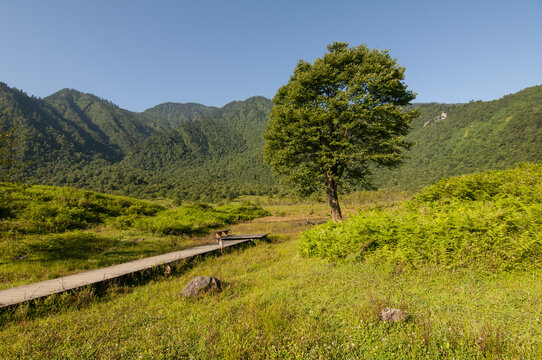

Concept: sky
[[1, 0, 541, 112]]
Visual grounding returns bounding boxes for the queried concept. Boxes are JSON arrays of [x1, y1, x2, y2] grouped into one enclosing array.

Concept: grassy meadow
[[0, 164, 541, 358], [0, 183, 267, 289], [1, 213, 540, 358]]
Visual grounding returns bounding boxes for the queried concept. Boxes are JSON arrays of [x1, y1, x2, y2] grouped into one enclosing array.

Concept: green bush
[[134, 203, 269, 236], [0, 183, 164, 234], [299, 163, 542, 271]]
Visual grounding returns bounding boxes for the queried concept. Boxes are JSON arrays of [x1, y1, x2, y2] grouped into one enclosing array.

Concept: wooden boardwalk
[[0, 238, 254, 308]]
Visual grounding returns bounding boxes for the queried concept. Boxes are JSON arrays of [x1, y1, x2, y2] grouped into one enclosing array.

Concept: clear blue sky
[[1, 0, 541, 112]]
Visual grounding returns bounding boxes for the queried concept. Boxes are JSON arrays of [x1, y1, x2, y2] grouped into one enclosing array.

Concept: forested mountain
[[44, 89, 154, 155], [0, 83, 131, 176], [141, 102, 219, 131], [92, 96, 276, 201], [1, 81, 541, 201], [372, 84, 542, 190], [0, 82, 274, 200]]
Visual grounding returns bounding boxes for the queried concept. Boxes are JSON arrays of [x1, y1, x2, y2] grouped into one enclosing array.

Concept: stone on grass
[[181, 276, 222, 297], [380, 307, 408, 323]]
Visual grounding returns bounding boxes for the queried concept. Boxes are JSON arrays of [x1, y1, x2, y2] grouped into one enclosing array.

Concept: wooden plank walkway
[[0, 238, 253, 308], [220, 233, 268, 241]]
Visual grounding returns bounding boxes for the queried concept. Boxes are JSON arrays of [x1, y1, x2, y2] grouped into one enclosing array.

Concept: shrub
[[0, 183, 164, 234], [299, 163, 542, 271], [134, 202, 269, 236]]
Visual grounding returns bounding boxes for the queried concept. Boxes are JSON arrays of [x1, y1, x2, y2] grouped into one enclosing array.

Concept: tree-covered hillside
[[44, 89, 154, 156], [1, 81, 541, 201], [92, 96, 276, 201], [373, 85, 542, 190], [0, 83, 131, 176], [0, 82, 275, 201], [141, 102, 219, 131]]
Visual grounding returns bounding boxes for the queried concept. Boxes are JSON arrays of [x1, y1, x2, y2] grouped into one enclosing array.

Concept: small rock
[[181, 276, 222, 297], [380, 307, 408, 323]]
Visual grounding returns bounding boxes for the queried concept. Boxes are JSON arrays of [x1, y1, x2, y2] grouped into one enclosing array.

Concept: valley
[[1, 81, 541, 359]]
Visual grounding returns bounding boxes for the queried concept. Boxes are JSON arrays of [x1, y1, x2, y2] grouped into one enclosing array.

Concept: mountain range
[[1, 81, 541, 200]]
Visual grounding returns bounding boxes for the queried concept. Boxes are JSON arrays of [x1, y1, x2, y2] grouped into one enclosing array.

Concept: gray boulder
[[379, 307, 408, 323], [181, 276, 222, 297]]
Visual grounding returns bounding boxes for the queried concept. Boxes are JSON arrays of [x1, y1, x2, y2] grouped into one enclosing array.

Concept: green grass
[[0, 182, 164, 234], [0, 218, 540, 359], [0, 183, 268, 289], [239, 188, 412, 218], [132, 203, 269, 235]]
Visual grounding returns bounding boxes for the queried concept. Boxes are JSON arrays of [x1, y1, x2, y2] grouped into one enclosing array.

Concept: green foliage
[[3, 80, 542, 204], [0, 127, 16, 180], [299, 163, 542, 271], [1, 220, 539, 358], [0, 182, 164, 234], [22, 232, 120, 260], [43, 88, 155, 156], [374, 84, 542, 190], [113, 96, 276, 201], [141, 102, 219, 130], [0, 183, 267, 237], [0, 81, 276, 201], [264, 42, 418, 220], [133, 203, 268, 235]]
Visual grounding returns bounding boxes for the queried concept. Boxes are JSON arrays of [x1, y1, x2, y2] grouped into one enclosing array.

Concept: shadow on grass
[[23, 233, 125, 260], [0, 241, 255, 327]]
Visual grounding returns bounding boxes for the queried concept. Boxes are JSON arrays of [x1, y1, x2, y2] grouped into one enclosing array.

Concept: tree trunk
[[325, 173, 343, 222]]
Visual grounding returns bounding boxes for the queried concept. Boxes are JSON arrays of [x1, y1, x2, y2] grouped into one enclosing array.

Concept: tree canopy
[[264, 42, 419, 221]]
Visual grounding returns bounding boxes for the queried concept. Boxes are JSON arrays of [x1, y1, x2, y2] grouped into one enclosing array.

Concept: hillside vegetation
[[114, 96, 276, 200], [300, 162, 542, 272], [2, 82, 542, 201], [141, 102, 219, 131], [0, 82, 275, 200], [0, 182, 267, 289], [374, 85, 542, 190]]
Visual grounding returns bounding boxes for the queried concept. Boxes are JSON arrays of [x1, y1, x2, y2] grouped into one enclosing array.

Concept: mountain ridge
[[373, 84, 542, 190]]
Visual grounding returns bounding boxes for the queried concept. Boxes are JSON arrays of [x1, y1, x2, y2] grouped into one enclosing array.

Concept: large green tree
[[264, 42, 419, 221]]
